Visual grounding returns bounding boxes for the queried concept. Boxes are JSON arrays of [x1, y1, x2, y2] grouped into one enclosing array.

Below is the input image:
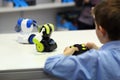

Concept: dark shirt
[[78, 0, 101, 25]]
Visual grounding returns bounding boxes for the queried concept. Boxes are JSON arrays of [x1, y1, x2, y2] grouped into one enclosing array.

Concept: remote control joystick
[[72, 44, 89, 55]]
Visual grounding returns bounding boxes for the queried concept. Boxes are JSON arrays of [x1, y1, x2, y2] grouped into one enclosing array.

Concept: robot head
[[15, 18, 37, 33], [38, 23, 54, 38]]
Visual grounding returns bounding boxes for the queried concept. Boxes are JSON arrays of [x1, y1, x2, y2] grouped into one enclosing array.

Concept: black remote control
[[72, 44, 89, 55]]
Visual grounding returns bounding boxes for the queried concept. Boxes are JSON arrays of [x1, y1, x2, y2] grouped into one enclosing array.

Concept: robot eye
[[20, 19, 33, 33], [27, 19, 34, 28]]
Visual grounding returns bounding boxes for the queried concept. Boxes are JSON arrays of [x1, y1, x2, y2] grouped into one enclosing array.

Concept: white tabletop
[[0, 30, 102, 71]]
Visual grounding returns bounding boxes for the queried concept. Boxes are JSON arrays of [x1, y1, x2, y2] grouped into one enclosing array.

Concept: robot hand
[[15, 18, 37, 44], [33, 23, 57, 52]]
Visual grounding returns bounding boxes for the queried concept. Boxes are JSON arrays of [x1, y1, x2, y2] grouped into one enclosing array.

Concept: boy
[[44, 1, 120, 80]]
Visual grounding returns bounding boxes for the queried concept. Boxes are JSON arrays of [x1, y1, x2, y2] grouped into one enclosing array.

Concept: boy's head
[[93, 1, 120, 43]]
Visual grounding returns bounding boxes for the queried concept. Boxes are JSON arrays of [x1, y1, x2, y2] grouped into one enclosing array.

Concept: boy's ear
[[99, 26, 106, 36]]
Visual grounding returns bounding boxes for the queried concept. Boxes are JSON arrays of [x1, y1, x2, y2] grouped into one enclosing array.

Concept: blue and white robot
[[15, 18, 37, 44]]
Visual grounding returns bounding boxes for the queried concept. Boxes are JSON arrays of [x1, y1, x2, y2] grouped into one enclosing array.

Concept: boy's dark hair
[[94, 1, 120, 40]]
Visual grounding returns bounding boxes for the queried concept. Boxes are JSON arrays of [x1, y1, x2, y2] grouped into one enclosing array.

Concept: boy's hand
[[63, 47, 79, 56], [63, 43, 99, 56], [86, 42, 99, 50]]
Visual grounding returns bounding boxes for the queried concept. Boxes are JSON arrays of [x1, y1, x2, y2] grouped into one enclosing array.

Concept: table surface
[[0, 30, 102, 71]]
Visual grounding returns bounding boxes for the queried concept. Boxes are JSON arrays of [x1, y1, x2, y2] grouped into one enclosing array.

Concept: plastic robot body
[[15, 18, 36, 44]]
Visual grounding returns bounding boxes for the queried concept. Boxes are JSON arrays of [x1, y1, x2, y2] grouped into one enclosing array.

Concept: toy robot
[[15, 18, 37, 44], [33, 23, 57, 52]]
